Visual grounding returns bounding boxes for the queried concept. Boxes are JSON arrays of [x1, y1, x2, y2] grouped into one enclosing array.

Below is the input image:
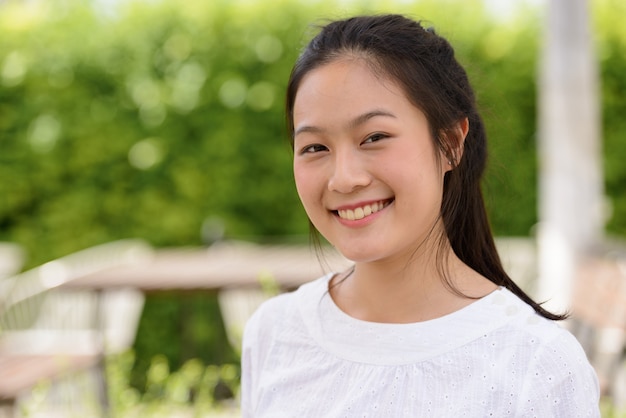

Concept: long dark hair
[[285, 14, 565, 320]]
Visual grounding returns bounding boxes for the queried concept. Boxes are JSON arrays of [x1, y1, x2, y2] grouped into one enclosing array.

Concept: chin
[[332, 245, 386, 264]]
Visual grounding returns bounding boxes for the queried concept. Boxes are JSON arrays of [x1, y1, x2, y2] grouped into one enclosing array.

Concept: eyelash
[[298, 132, 389, 155], [299, 144, 328, 155], [362, 132, 389, 144]]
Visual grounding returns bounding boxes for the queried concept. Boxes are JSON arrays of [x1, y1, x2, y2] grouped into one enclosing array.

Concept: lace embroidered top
[[241, 274, 600, 417]]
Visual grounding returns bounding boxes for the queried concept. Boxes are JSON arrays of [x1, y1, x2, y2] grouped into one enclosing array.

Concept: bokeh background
[[1, 0, 625, 415]]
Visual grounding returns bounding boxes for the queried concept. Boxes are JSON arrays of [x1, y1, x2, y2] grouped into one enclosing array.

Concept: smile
[[335, 199, 393, 221]]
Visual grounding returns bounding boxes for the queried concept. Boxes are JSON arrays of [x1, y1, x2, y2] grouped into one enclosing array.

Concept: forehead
[[293, 59, 412, 125]]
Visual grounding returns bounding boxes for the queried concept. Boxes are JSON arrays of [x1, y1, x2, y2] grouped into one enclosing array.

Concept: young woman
[[242, 14, 600, 417]]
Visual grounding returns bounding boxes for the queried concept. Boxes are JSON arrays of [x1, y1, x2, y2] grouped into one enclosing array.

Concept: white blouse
[[241, 274, 600, 417]]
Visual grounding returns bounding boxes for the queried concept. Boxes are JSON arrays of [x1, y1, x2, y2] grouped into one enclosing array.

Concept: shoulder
[[516, 316, 596, 384], [242, 274, 331, 347], [496, 290, 600, 416], [464, 288, 595, 375], [515, 327, 600, 416], [242, 291, 295, 347], [498, 288, 593, 369]]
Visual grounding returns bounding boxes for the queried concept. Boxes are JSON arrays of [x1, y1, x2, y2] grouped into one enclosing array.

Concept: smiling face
[[293, 59, 451, 264]]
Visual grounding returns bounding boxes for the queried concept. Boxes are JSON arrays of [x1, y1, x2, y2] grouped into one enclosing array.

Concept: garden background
[[1, 0, 625, 413]]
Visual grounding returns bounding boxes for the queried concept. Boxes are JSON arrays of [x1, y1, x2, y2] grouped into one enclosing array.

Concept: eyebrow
[[294, 109, 396, 136]]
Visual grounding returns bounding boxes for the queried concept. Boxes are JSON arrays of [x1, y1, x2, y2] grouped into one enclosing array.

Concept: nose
[[327, 149, 371, 193]]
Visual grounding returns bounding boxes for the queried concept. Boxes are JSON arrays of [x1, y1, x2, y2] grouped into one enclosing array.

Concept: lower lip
[[334, 202, 391, 228]]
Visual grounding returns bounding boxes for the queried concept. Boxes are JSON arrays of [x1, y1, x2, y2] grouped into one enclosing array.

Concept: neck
[[330, 246, 497, 323]]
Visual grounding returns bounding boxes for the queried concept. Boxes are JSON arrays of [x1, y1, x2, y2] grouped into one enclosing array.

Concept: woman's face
[[292, 59, 451, 264]]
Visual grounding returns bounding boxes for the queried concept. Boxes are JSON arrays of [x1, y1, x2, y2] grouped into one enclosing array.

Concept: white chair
[[0, 239, 151, 417]]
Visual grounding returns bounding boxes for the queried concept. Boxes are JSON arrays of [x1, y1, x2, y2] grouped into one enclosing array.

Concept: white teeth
[[337, 201, 388, 220]]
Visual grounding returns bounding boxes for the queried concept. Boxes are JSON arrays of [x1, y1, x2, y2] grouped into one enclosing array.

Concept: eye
[[299, 143, 328, 155], [362, 132, 389, 144]]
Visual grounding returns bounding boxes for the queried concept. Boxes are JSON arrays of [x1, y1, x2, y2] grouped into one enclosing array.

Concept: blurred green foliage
[[0, 0, 311, 265], [106, 350, 240, 416], [1, 0, 625, 398], [595, 1, 626, 235]]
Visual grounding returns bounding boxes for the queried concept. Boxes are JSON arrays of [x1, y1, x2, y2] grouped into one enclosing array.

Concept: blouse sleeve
[[240, 307, 262, 418], [516, 330, 600, 417], [240, 294, 287, 417]]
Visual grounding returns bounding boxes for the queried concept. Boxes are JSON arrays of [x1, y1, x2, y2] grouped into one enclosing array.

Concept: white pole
[[537, 0, 603, 312]]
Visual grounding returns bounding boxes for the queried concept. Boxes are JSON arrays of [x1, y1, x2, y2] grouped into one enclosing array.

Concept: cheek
[[293, 165, 317, 207]]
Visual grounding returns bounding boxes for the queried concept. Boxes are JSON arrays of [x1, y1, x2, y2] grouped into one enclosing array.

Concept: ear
[[442, 117, 469, 173]]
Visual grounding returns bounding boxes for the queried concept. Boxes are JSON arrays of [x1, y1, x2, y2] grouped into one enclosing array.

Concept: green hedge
[[0, 1, 312, 265], [1, 0, 625, 393]]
